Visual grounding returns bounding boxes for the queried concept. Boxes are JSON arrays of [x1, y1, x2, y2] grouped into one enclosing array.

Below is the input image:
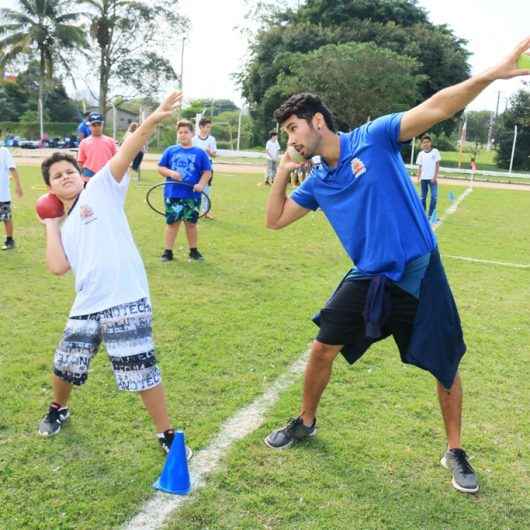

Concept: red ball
[[36, 193, 65, 219]]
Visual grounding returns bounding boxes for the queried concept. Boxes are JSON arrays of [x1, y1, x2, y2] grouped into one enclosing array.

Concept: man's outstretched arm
[[399, 37, 530, 142]]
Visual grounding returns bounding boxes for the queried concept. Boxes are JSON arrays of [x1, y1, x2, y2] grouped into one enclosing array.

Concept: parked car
[[3, 135, 21, 147], [19, 138, 40, 149]]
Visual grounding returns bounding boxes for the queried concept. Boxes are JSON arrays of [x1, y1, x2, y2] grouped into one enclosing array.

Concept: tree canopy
[[495, 89, 530, 171], [239, 0, 470, 141]]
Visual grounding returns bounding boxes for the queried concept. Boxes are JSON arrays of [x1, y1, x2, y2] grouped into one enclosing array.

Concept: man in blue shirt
[[264, 37, 530, 494], [158, 119, 211, 262]]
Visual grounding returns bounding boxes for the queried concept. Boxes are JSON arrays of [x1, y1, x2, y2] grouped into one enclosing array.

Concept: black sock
[[6, 236, 13, 242], [190, 247, 197, 252]]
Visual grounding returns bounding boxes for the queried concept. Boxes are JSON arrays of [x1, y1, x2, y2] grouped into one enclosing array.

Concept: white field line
[[432, 186, 473, 231], [445, 255, 530, 269], [124, 351, 309, 530]]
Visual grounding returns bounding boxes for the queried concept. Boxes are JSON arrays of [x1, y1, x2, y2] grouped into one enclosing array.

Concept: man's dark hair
[[177, 119, 194, 132], [273, 93, 336, 132], [41, 152, 80, 186], [199, 118, 212, 128], [421, 134, 432, 141]]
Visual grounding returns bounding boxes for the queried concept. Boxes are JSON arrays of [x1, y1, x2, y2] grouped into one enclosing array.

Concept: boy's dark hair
[[421, 134, 432, 141], [273, 93, 336, 132], [177, 119, 194, 132], [41, 152, 80, 186], [269, 130, 278, 137], [199, 118, 212, 127]]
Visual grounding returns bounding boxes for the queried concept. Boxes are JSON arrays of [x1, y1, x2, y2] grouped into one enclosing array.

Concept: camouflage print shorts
[[0, 202, 12, 222], [165, 197, 201, 225]]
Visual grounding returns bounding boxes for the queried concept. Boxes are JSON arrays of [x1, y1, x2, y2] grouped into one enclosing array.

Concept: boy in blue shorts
[[264, 38, 530, 494], [158, 119, 211, 262], [37, 92, 190, 457]]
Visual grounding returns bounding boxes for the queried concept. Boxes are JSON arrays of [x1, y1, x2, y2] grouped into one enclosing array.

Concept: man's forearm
[[426, 74, 492, 121], [266, 168, 290, 226]]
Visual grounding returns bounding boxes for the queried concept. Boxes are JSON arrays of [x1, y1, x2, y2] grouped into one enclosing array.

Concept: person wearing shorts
[[37, 92, 191, 456], [261, 63, 530, 493], [158, 119, 211, 262], [0, 146, 23, 250]]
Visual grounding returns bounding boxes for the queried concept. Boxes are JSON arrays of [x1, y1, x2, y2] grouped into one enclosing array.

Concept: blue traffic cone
[[448, 191, 456, 203], [153, 431, 191, 495]]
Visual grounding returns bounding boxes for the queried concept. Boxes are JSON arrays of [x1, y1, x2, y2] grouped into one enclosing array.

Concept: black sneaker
[[441, 448, 479, 493], [188, 249, 204, 261], [264, 416, 317, 449], [38, 405, 70, 436], [161, 249, 173, 262], [1, 239, 15, 250], [157, 430, 193, 460]]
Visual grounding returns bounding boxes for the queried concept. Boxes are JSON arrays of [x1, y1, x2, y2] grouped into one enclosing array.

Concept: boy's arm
[[416, 165, 422, 181], [433, 161, 440, 183], [43, 219, 70, 275], [10, 167, 23, 197], [158, 166, 182, 181], [193, 170, 211, 192], [110, 91, 183, 182], [399, 37, 530, 142]]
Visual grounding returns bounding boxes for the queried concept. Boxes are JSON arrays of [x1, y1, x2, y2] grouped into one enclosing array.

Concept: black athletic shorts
[[314, 279, 419, 365]]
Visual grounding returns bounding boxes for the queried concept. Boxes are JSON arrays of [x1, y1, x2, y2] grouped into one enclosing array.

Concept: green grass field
[[0, 167, 529, 529]]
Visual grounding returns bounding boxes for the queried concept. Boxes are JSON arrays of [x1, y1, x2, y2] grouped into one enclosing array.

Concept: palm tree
[[0, 0, 87, 139]]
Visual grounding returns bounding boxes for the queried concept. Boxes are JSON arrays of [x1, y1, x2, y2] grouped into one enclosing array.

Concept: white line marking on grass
[[124, 351, 310, 530], [432, 187, 473, 231], [445, 255, 530, 269]]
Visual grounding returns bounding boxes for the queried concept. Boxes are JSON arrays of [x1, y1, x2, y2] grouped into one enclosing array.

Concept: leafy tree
[[465, 110, 493, 145], [181, 99, 239, 120], [239, 0, 470, 141], [0, 0, 87, 135], [0, 62, 79, 125], [273, 42, 424, 131], [495, 89, 530, 171], [82, 0, 188, 114]]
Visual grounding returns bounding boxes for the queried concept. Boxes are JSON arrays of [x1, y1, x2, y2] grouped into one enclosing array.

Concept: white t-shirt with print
[[265, 139, 281, 161], [416, 148, 441, 180], [0, 147, 16, 202], [192, 135, 217, 162], [60, 164, 149, 316]]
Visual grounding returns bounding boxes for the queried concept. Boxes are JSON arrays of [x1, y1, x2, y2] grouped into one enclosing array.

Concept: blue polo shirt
[[291, 113, 436, 285], [158, 145, 211, 200]]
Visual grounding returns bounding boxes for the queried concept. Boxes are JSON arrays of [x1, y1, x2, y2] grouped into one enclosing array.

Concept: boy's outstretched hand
[[150, 91, 183, 123]]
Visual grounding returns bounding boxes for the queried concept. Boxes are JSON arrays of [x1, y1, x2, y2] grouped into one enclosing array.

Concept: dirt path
[[12, 151, 530, 192]]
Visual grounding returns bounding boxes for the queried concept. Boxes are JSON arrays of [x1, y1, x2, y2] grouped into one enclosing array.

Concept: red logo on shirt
[[79, 204, 97, 224], [351, 158, 366, 178]]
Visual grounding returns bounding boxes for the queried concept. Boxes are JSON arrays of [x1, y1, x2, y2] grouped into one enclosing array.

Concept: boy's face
[[200, 124, 212, 136], [47, 160, 85, 200], [90, 121, 104, 137], [282, 114, 322, 159], [177, 126, 193, 146], [421, 139, 432, 151]]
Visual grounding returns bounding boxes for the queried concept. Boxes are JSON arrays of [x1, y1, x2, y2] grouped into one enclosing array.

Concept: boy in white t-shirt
[[416, 134, 441, 218], [192, 118, 217, 219], [265, 131, 281, 185], [0, 146, 23, 250], [37, 92, 190, 457]]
